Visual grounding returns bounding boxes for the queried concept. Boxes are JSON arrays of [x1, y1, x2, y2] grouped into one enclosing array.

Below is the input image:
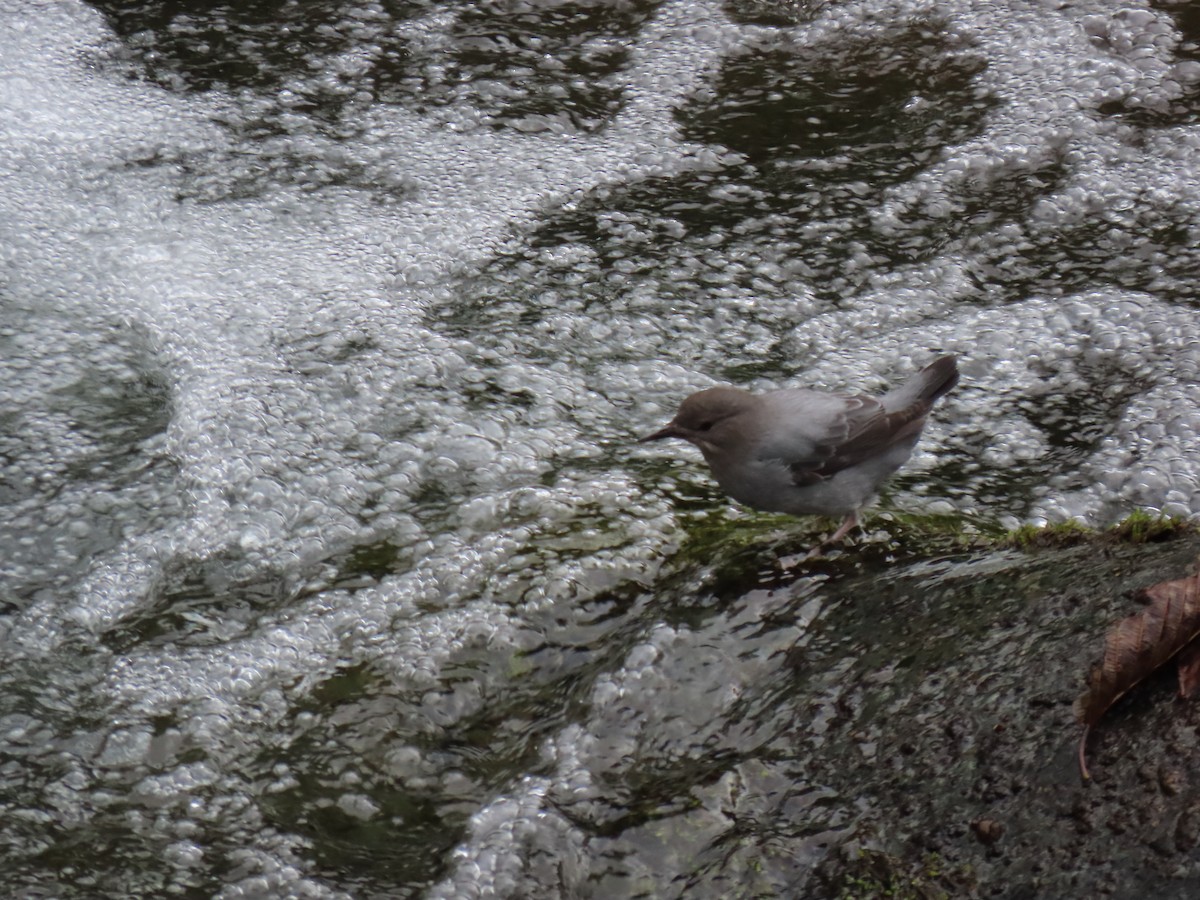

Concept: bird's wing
[[757, 391, 930, 486]]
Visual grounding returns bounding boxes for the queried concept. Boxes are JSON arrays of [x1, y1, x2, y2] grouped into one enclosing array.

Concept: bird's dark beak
[[638, 423, 679, 443]]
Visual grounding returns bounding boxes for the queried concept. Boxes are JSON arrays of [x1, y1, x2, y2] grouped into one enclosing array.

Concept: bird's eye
[[697, 421, 714, 432]]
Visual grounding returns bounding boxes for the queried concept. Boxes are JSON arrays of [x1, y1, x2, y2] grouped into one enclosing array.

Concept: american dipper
[[640, 356, 959, 546]]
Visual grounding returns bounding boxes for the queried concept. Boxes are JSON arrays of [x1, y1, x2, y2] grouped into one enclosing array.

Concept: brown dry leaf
[[1074, 571, 1200, 780], [1177, 640, 1200, 699]]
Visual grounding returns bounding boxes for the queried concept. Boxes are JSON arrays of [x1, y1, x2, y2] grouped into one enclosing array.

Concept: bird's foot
[[772, 514, 862, 573], [825, 512, 860, 545]]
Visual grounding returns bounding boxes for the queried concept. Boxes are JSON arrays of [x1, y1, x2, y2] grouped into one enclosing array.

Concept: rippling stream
[[3, 0, 1200, 896]]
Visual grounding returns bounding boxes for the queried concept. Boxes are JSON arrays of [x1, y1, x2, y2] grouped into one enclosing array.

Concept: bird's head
[[638, 387, 756, 455]]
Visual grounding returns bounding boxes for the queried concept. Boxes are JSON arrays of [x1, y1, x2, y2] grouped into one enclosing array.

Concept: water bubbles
[[98, 727, 154, 768]]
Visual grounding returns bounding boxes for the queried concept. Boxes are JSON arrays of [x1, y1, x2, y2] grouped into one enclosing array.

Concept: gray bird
[[639, 356, 959, 547]]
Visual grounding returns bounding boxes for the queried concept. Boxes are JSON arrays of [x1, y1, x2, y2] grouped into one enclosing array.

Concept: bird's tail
[[882, 355, 959, 410]]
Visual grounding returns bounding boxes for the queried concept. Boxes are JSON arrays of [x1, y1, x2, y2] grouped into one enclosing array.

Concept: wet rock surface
[[718, 533, 1200, 898]]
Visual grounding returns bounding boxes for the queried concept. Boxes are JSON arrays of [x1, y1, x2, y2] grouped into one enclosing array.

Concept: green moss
[[1107, 509, 1194, 543], [663, 507, 996, 596], [668, 506, 1193, 593], [1002, 519, 1094, 549], [875, 510, 1003, 546], [670, 509, 798, 584], [1003, 511, 1196, 550]]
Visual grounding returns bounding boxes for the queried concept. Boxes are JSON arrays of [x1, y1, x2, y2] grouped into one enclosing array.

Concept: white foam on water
[[0, 0, 730, 891], [4, 0, 727, 648]]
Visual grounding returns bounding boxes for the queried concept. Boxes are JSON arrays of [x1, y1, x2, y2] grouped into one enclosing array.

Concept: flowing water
[[2, 0, 1200, 896]]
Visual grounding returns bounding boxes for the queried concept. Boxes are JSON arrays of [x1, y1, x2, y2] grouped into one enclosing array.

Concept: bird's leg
[[826, 512, 859, 545], [800, 512, 860, 561], [784, 513, 864, 566]]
